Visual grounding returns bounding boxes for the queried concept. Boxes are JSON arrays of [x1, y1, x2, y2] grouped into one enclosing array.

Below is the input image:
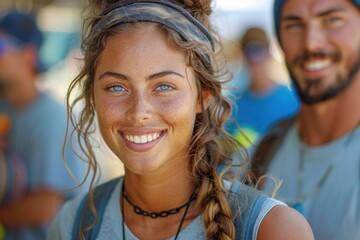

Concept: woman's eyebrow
[[147, 70, 185, 81], [98, 71, 128, 81]]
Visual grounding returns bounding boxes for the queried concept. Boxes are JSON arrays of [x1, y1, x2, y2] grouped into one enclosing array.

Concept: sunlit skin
[[92, 24, 205, 239], [280, 0, 360, 103]]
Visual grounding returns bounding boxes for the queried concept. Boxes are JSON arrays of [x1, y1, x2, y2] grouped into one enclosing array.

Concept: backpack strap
[[72, 177, 121, 240], [250, 117, 295, 183], [230, 180, 268, 240]]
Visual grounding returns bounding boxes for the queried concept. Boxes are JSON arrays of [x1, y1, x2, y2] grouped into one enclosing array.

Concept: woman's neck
[[123, 161, 195, 213], [122, 163, 199, 239]]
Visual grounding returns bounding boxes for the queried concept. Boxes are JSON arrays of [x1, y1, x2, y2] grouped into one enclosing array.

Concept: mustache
[[293, 51, 341, 65]]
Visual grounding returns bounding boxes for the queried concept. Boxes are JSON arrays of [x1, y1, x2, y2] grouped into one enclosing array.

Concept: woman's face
[[93, 24, 204, 175]]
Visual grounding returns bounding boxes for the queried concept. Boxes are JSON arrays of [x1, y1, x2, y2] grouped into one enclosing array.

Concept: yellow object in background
[[234, 127, 259, 149]]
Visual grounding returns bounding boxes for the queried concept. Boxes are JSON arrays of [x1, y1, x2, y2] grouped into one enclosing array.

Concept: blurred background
[[0, 0, 291, 183]]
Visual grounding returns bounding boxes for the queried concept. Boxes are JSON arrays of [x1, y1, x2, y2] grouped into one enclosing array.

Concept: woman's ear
[[196, 89, 211, 113]]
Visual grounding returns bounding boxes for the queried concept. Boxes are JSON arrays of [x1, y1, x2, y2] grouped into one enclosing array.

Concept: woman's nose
[[126, 92, 151, 123]]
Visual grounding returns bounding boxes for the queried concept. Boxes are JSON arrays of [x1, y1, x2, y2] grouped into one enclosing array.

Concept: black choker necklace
[[121, 182, 195, 240], [123, 191, 195, 219]]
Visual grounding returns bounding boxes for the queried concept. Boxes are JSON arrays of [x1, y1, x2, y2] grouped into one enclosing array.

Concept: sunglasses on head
[[243, 41, 268, 63]]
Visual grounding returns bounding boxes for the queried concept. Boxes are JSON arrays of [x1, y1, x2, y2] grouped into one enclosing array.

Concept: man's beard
[[287, 50, 360, 105]]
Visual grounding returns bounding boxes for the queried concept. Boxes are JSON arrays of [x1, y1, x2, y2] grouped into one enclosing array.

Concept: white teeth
[[134, 136, 141, 144], [125, 132, 161, 144], [304, 60, 330, 71], [140, 135, 147, 144]]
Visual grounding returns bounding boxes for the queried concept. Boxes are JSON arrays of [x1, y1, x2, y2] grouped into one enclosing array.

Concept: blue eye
[[108, 85, 124, 92], [156, 84, 173, 92]]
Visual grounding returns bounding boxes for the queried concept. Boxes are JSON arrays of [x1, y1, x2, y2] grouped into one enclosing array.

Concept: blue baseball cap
[[0, 10, 47, 72], [273, 0, 360, 46]]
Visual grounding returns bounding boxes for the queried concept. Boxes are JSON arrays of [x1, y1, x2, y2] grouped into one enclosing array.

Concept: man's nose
[[304, 25, 326, 52]]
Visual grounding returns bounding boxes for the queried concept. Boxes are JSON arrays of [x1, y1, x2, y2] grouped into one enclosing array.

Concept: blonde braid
[[190, 105, 237, 239], [197, 167, 235, 240]]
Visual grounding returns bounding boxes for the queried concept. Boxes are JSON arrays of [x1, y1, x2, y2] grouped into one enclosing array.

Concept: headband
[[93, 0, 215, 68], [273, 0, 360, 45]]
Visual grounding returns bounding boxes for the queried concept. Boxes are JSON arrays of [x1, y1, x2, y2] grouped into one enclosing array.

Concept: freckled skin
[[93, 24, 203, 176]]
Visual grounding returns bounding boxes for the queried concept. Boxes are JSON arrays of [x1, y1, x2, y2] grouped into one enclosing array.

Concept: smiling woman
[[47, 0, 314, 240], [93, 25, 202, 173]]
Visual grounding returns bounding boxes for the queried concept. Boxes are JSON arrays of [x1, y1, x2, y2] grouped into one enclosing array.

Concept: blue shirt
[[226, 84, 299, 148]]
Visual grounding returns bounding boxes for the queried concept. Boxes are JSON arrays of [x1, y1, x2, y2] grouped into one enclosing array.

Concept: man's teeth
[[125, 133, 161, 144], [304, 60, 331, 71]]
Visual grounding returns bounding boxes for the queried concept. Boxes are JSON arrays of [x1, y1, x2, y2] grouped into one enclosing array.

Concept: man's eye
[[285, 23, 303, 30], [325, 17, 343, 25]]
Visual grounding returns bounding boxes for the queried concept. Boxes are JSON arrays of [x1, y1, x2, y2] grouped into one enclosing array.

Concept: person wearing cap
[[250, 0, 360, 239], [0, 10, 85, 240], [226, 27, 299, 149]]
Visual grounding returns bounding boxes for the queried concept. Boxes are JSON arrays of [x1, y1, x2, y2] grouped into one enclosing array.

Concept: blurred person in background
[[250, 0, 360, 239], [0, 10, 84, 240], [226, 27, 299, 150]]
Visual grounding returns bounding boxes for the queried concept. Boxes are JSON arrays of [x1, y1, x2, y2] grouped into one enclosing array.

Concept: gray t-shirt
[[263, 123, 360, 240], [48, 178, 284, 240]]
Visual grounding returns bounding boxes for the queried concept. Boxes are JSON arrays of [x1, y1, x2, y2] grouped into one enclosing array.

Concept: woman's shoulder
[[228, 180, 314, 240], [224, 180, 313, 240], [257, 204, 314, 240]]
